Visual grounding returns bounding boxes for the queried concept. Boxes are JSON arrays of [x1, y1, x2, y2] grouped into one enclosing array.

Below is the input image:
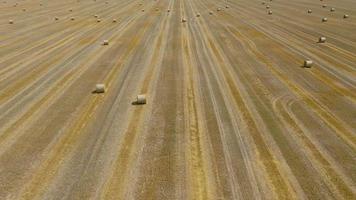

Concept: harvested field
[[0, 0, 355, 199]]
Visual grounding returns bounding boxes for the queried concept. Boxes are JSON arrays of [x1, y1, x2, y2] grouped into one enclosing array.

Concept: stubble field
[[0, 0, 355, 199]]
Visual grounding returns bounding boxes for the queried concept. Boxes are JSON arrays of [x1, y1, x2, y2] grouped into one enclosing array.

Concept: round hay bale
[[71, 17, 75, 21], [9, 20, 13, 24], [304, 60, 313, 68], [142, 9, 145, 12], [322, 17, 328, 22], [97, 19, 101, 22], [217, 7, 221, 11], [268, 10, 272, 15], [209, 11, 213, 15], [54, 17, 59, 20], [182, 18, 187, 22], [330, 8, 335, 12], [266, 5, 270, 9], [94, 14, 99, 18], [319, 36, 326, 43], [113, 19, 117, 23], [308, 9, 312, 13], [103, 40, 109, 45], [225, 5, 229, 8], [136, 95, 146, 104], [344, 14, 349, 18], [95, 84, 106, 93], [196, 13, 201, 17], [322, 4, 327, 8]]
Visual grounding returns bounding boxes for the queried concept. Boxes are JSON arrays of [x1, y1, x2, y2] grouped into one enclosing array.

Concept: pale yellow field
[[0, 0, 355, 199]]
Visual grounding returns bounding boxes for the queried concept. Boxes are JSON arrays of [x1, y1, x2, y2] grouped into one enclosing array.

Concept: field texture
[[0, 0, 355, 199]]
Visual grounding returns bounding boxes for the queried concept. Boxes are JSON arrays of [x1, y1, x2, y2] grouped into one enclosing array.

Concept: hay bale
[[217, 7, 221, 11], [344, 14, 349, 18], [142, 9, 145, 12], [54, 17, 59, 20], [330, 8, 335, 12], [167, 9, 170, 12], [196, 13, 201, 17], [322, 4, 327, 8], [9, 20, 13, 24], [94, 14, 99, 18], [304, 60, 313, 68], [136, 95, 146, 104], [319, 36, 326, 43], [308, 9, 312, 13], [97, 19, 101, 22], [225, 5, 229, 8], [322, 17, 328, 22], [71, 17, 75, 21], [266, 5, 270, 9], [113, 19, 117, 23], [268, 10, 272, 15], [95, 84, 106, 93], [209, 11, 213, 15], [182, 18, 187, 22], [103, 40, 109, 45]]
